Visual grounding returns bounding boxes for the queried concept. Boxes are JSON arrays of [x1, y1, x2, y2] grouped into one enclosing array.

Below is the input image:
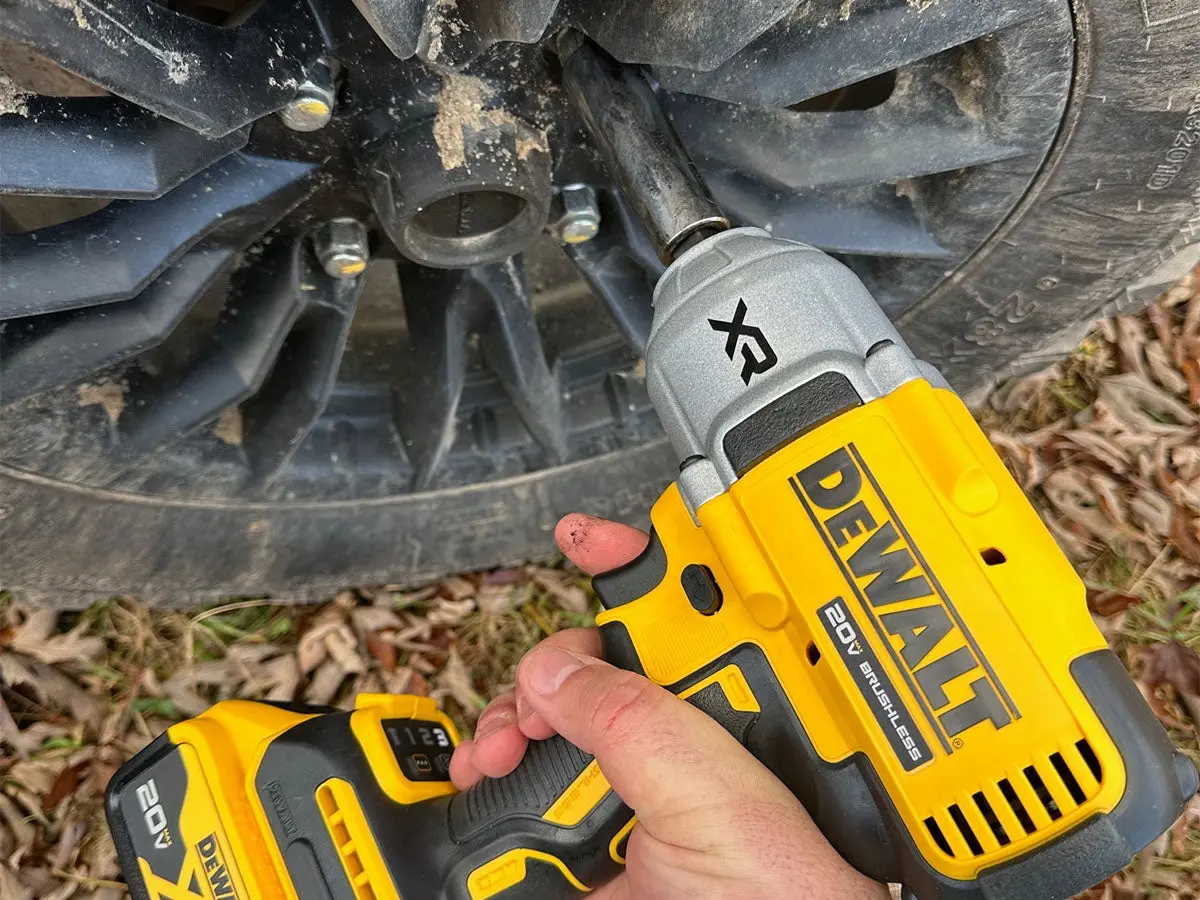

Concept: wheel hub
[[368, 108, 553, 268]]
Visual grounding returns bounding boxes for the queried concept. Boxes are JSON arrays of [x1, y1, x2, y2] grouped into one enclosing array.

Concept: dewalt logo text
[[790, 444, 1019, 753], [197, 833, 239, 900]]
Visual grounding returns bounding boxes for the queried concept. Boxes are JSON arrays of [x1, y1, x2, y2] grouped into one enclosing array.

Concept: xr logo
[[708, 299, 778, 385]]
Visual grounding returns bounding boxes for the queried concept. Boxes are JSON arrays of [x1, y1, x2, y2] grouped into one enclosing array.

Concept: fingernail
[[474, 708, 513, 742], [525, 647, 588, 696]]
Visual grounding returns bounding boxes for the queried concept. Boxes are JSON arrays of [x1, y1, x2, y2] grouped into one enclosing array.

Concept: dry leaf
[[0, 792, 36, 856], [1114, 315, 1148, 379], [43, 877, 79, 900], [1060, 430, 1131, 473], [162, 674, 211, 718], [9, 758, 65, 797], [1182, 357, 1200, 406], [529, 568, 590, 615], [366, 632, 398, 671], [484, 568, 527, 585], [0, 864, 33, 900], [0, 690, 27, 758], [1128, 488, 1174, 538], [1086, 588, 1142, 617], [1098, 373, 1196, 434], [426, 598, 476, 627], [8, 722, 72, 758], [391, 586, 438, 606], [476, 583, 516, 615], [1147, 297, 1176, 352], [1142, 641, 1200, 697], [8, 608, 57, 648], [1171, 793, 1200, 856], [49, 818, 87, 870], [407, 652, 438, 675], [440, 576, 476, 602], [435, 649, 483, 715], [296, 608, 343, 674], [226, 643, 283, 665], [14, 621, 104, 667], [41, 764, 87, 812], [1169, 511, 1200, 565], [1145, 340, 1189, 394], [0, 655, 106, 728], [1043, 469, 1125, 544], [352, 606, 403, 635], [381, 666, 428, 696], [249, 655, 301, 702], [304, 659, 347, 706], [323, 625, 365, 675]]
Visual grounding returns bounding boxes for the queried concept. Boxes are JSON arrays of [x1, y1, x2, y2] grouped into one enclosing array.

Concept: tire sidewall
[[901, 0, 1200, 399]]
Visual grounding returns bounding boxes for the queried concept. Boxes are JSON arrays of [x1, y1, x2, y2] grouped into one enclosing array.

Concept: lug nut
[[312, 218, 369, 279], [551, 184, 601, 244], [279, 58, 340, 132]]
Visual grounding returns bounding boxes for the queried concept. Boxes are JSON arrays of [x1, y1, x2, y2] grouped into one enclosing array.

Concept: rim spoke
[[711, 172, 950, 259], [0, 0, 325, 137], [565, 193, 655, 355], [241, 268, 366, 487], [571, 0, 800, 71], [1, 97, 248, 199], [116, 238, 310, 454], [354, 0, 559, 68], [655, 0, 1047, 109], [395, 257, 567, 491], [472, 257, 568, 465], [394, 266, 473, 491], [0, 154, 317, 320], [0, 247, 233, 405], [671, 91, 1029, 192]]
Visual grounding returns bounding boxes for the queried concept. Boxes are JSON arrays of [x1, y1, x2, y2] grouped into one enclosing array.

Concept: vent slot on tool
[[1050, 752, 1087, 805], [317, 780, 386, 900], [972, 791, 1010, 846], [1076, 738, 1103, 781], [948, 804, 984, 856], [1023, 765, 1062, 821], [924, 817, 953, 856], [998, 778, 1036, 835]]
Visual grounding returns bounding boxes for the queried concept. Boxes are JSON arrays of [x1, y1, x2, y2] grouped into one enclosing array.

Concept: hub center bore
[[411, 190, 528, 240]]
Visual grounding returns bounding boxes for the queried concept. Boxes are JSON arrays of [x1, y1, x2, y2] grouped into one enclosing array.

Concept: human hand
[[449, 513, 889, 900]]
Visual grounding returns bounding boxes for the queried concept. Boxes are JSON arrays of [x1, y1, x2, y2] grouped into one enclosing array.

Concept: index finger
[[555, 513, 648, 575]]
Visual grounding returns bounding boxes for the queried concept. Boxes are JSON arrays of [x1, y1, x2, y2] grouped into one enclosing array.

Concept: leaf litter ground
[[2, 266, 1198, 899]]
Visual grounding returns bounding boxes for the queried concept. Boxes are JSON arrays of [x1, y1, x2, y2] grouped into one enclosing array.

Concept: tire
[[900, 0, 1200, 402], [1, 0, 1198, 606]]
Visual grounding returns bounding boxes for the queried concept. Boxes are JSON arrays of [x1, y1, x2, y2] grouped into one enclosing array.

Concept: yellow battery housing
[[105, 695, 458, 900]]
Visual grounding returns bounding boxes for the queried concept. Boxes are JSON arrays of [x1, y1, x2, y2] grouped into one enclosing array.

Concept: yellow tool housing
[[596, 377, 1145, 887]]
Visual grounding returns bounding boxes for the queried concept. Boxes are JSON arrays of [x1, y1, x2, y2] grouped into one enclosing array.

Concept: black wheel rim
[[0, 0, 1073, 504]]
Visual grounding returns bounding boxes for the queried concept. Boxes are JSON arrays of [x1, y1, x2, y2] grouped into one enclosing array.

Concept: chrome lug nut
[[550, 184, 601, 244], [312, 218, 369, 279], [279, 58, 341, 132]]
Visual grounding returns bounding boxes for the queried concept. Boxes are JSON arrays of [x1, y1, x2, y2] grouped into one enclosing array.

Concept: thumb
[[515, 645, 791, 827]]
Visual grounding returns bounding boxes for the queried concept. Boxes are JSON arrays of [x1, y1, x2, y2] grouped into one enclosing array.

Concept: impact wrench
[[106, 33, 1198, 900]]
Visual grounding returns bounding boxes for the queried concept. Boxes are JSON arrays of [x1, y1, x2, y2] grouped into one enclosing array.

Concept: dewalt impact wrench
[[107, 34, 1197, 900]]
